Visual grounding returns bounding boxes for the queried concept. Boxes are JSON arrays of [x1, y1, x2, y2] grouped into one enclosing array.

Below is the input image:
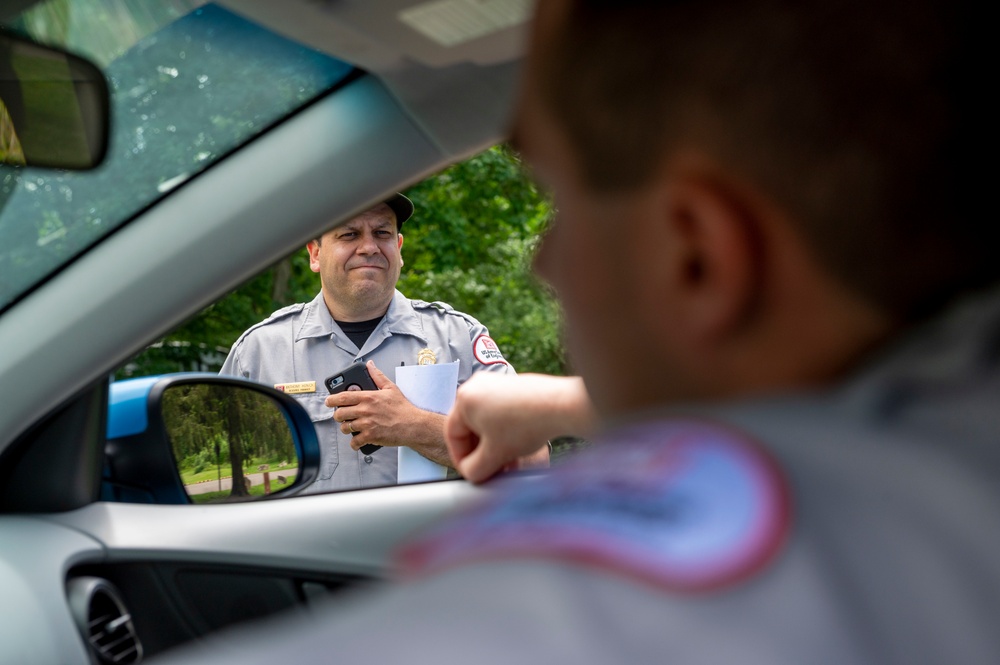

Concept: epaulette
[[411, 299, 454, 312], [411, 299, 479, 326], [231, 301, 307, 346]]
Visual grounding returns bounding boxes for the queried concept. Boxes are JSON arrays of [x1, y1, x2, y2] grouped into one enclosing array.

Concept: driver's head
[[517, 0, 987, 415]]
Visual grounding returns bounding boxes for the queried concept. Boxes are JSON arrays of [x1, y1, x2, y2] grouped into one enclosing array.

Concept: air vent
[[67, 576, 143, 664]]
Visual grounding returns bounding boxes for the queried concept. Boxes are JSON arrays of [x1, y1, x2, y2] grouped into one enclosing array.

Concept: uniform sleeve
[[219, 344, 241, 378], [220, 338, 253, 379], [464, 319, 516, 379]]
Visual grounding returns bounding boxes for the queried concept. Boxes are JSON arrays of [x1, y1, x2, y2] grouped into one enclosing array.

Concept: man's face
[[308, 203, 404, 321]]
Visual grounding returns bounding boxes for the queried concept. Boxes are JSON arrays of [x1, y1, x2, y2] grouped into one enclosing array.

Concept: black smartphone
[[325, 363, 381, 455]]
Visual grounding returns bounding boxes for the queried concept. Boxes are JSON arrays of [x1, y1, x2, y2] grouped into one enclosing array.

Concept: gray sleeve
[[470, 323, 517, 374], [462, 318, 516, 380], [219, 335, 257, 379], [219, 345, 242, 378]]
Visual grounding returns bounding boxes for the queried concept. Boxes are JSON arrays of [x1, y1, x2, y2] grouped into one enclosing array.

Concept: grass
[[180, 461, 297, 486], [189, 471, 299, 504]]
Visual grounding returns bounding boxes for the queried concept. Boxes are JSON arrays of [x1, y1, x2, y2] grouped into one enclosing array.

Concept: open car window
[[110, 145, 581, 500], [0, 1, 354, 314]]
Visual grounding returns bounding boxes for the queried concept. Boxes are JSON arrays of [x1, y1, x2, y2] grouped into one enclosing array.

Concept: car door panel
[[30, 478, 496, 661], [45, 480, 482, 577]]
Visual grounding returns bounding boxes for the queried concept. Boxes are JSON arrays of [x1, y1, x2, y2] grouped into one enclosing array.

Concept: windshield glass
[[0, 1, 354, 313]]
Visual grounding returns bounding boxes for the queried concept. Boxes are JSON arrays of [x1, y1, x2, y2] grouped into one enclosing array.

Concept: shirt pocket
[[292, 394, 339, 480]]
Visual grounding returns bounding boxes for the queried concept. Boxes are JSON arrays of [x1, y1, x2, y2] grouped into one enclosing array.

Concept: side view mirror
[[105, 375, 319, 504], [1, 29, 110, 169]]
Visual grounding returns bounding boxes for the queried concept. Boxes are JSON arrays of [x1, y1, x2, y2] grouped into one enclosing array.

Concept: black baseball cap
[[384, 193, 414, 229]]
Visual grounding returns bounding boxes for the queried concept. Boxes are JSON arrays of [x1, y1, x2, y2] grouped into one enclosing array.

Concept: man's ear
[[660, 175, 760, 342], [398, 233, 404, 266], [306, 240, 321, 274]]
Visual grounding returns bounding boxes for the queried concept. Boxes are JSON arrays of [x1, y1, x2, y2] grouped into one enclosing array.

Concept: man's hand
[[445, 373, 596, 484], [326, 360, 451, 467]]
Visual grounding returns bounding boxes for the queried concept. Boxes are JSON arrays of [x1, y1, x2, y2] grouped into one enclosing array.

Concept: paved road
[[186, 468, 296, 495]]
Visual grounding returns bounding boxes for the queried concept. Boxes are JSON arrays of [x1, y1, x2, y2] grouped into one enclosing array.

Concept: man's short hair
[[539, 0, 988, 319]]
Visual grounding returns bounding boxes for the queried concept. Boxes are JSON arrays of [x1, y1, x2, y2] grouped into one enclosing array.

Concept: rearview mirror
[[105, 375, 319, 504], [1, 29, 110, 169]]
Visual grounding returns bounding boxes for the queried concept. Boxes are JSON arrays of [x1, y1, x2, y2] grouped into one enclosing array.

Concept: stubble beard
[[352, 279, 394, 310], [328, 269, 397, 319]]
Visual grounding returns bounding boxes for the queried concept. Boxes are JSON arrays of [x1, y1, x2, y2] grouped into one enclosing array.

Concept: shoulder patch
[[473, 334, 507, 366], [398, 420, 791, 592]]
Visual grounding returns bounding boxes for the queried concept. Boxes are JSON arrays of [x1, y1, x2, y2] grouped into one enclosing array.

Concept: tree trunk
[[226, 395, 248, 497], [271, 259, 291, 305]]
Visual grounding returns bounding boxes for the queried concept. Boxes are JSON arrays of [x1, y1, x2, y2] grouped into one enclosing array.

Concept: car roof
[[0, 0, 529, 455]]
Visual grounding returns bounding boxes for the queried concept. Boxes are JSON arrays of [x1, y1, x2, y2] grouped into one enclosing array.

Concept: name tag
[[273, 381, 316, 394]]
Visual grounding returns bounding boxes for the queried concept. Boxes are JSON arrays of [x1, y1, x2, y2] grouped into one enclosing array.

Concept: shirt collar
[[294, 291, 338, 341], [382, 289, 427, 343], [294, 290, 427, 344], [844, 283, 1000, 398]]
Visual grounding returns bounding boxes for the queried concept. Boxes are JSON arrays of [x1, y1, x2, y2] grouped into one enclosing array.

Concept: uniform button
[[364, 455, 373, 464]]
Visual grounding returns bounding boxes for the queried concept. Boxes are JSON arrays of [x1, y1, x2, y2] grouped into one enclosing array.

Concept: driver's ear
[[657, 174, 760, 344]]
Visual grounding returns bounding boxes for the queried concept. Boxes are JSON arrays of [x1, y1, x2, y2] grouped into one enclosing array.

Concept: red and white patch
[[473, 335, 507, 366]]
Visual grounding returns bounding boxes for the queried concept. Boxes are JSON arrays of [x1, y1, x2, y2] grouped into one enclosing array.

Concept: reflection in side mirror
[[162, 384, 299, 504], [106, 374, 319, 505], [1, 29, 109, 169]]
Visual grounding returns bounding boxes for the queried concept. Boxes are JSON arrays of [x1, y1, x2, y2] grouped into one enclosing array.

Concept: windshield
[[0, 0, 354, 314]]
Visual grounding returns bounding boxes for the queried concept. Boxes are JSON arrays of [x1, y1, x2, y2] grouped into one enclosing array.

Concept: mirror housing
[[104, 374, 319, 504], [1, 29, 110, 169]]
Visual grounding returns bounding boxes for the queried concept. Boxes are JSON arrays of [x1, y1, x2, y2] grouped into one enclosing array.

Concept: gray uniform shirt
[[220, 290, 514, 492], [171, 288, 1000, 664]]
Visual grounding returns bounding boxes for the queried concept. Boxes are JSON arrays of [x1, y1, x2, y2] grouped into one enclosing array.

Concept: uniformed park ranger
[[220, 194, 521, 492]]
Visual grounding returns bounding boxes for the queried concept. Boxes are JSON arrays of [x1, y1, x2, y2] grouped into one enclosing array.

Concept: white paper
[[395, 361, 459, 483]]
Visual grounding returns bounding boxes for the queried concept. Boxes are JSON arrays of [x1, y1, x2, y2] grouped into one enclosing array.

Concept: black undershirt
[[335, 315, 385, 350]]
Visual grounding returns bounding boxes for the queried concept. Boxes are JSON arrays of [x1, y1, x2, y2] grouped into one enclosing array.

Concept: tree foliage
[[118, 145, 567, 378]]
